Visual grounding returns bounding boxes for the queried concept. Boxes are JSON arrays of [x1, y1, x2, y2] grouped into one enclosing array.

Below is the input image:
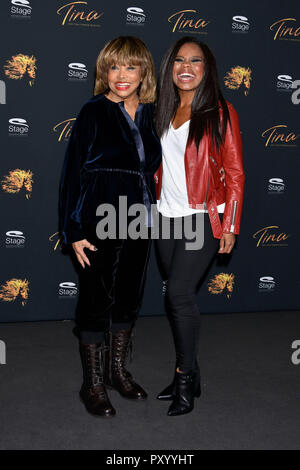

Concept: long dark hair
[[155, 37, 230, 151]]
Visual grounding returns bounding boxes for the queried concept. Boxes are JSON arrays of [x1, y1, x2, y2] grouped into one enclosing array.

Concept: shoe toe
[[167, 402, 193, 416]]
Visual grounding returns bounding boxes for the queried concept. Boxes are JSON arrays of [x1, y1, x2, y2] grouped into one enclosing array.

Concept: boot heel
[[194, 382, 201, 397]]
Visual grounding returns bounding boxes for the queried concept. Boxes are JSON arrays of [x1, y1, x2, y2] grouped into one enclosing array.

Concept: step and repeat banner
[[0, 0, 299, 322]]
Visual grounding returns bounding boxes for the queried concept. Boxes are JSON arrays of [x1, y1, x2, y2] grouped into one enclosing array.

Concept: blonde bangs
[[94, 36, 156, 103], [102, 41, 144, 68]]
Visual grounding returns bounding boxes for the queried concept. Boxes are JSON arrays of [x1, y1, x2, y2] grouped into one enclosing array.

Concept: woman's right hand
[[72, 239, 98, 268]]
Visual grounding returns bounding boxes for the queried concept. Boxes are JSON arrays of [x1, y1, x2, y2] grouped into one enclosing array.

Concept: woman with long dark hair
[[154, 37, 245, 416], [59, 36, 161, 417]]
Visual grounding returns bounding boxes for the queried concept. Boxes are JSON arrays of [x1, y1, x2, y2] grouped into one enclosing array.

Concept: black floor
[[0, 312, 299, 450]]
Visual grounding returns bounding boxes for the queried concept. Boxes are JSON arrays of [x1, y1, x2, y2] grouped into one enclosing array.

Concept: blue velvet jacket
[[59, 94, 162, 244]]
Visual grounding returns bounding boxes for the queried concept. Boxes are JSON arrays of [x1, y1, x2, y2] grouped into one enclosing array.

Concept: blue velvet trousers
[[75, 224, 151, 333]]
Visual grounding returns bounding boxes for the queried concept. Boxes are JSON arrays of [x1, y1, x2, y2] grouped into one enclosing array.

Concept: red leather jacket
[[154, 101, 245, 239]]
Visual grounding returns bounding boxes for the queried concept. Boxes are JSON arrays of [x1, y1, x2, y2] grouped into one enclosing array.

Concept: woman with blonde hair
[[59, 36, 161, 417]]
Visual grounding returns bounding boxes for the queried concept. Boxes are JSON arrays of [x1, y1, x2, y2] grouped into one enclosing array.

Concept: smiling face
[[106, 63, 142, 102], [172, 42, 205, 94]]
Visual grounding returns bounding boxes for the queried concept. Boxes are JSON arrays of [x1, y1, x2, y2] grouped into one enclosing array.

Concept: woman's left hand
[[218, 233, 236, 254]]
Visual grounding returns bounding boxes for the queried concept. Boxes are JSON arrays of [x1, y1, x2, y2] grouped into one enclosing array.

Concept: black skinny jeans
[[156, 212, 221, 372]]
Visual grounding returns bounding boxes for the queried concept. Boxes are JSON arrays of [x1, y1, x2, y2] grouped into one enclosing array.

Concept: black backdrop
[[0, 0, 299, 322]]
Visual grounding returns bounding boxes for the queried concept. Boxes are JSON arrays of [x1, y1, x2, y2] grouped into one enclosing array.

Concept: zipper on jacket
[[209, 155, 218, 169], [204, 168, 211, 209], [230, 200, 237, 232]]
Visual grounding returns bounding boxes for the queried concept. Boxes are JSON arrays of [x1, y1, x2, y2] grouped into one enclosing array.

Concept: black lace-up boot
[[79, 343, 116, 417], [105, 329, 147, 400]]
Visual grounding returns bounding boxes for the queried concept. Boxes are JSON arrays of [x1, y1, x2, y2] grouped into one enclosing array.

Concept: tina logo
[[4, 54, 36, 86], [261, 125, 299, 147], [0, 278, 29, 306], [1, 169, 34, 199], [252, 226, 290, 247], [168, 10, 210, 34], [224, 66, 252, 96], [208, 273, 235, 299], [49, 232, 64, 251], [53, 118, 75, 141], [270, 18, 300, 41], [57, 1, 103, 27]]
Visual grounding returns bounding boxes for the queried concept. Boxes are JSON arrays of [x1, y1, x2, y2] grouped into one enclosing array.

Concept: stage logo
[[126, 7, 146, 26], [258, 276, 275, 292], [5, 231, 26, 248], [270, 18, 300, 41], [68, 62, 88, 81], [1, 169, 34, 199], [208, 273, 235, 299], [261, 125, 299, 147], [0, 278, 29, 306], [4, 54, 37, 86], [267, 177, 285, 195], [252, 226, 290, 247], [168, 10, 210, 34], [11, 0, 32, 18], [224, 66, 252, 96], [232, 15, 250, 33], [276, 74, 293, 92], [8, 118, 29, 137], [57, 1, 103, 27], [53, 118, 75, 142], [59, 282, 78, 298]]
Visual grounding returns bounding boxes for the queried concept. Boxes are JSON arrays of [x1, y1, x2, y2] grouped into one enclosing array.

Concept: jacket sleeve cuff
[[61, 220, 84, 245], [221, 215, 240, 235]]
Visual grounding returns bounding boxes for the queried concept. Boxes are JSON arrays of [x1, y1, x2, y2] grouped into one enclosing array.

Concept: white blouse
[[157, 121, 225, 218]]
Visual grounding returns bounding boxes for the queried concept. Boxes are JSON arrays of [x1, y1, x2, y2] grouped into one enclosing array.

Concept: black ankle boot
[[157, 361, 201, 401], [79, 342, 116, 417], [104, 329, 147, 400], [167, 370, 200, 416]]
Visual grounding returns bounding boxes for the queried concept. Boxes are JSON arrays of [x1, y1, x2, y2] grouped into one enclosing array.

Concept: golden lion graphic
[[0, 278, 29, 306], [224, 66, 252, 96], [208, 273, 235, 299], [4, 54, 37, 86], [1, 169, 34, 199]]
